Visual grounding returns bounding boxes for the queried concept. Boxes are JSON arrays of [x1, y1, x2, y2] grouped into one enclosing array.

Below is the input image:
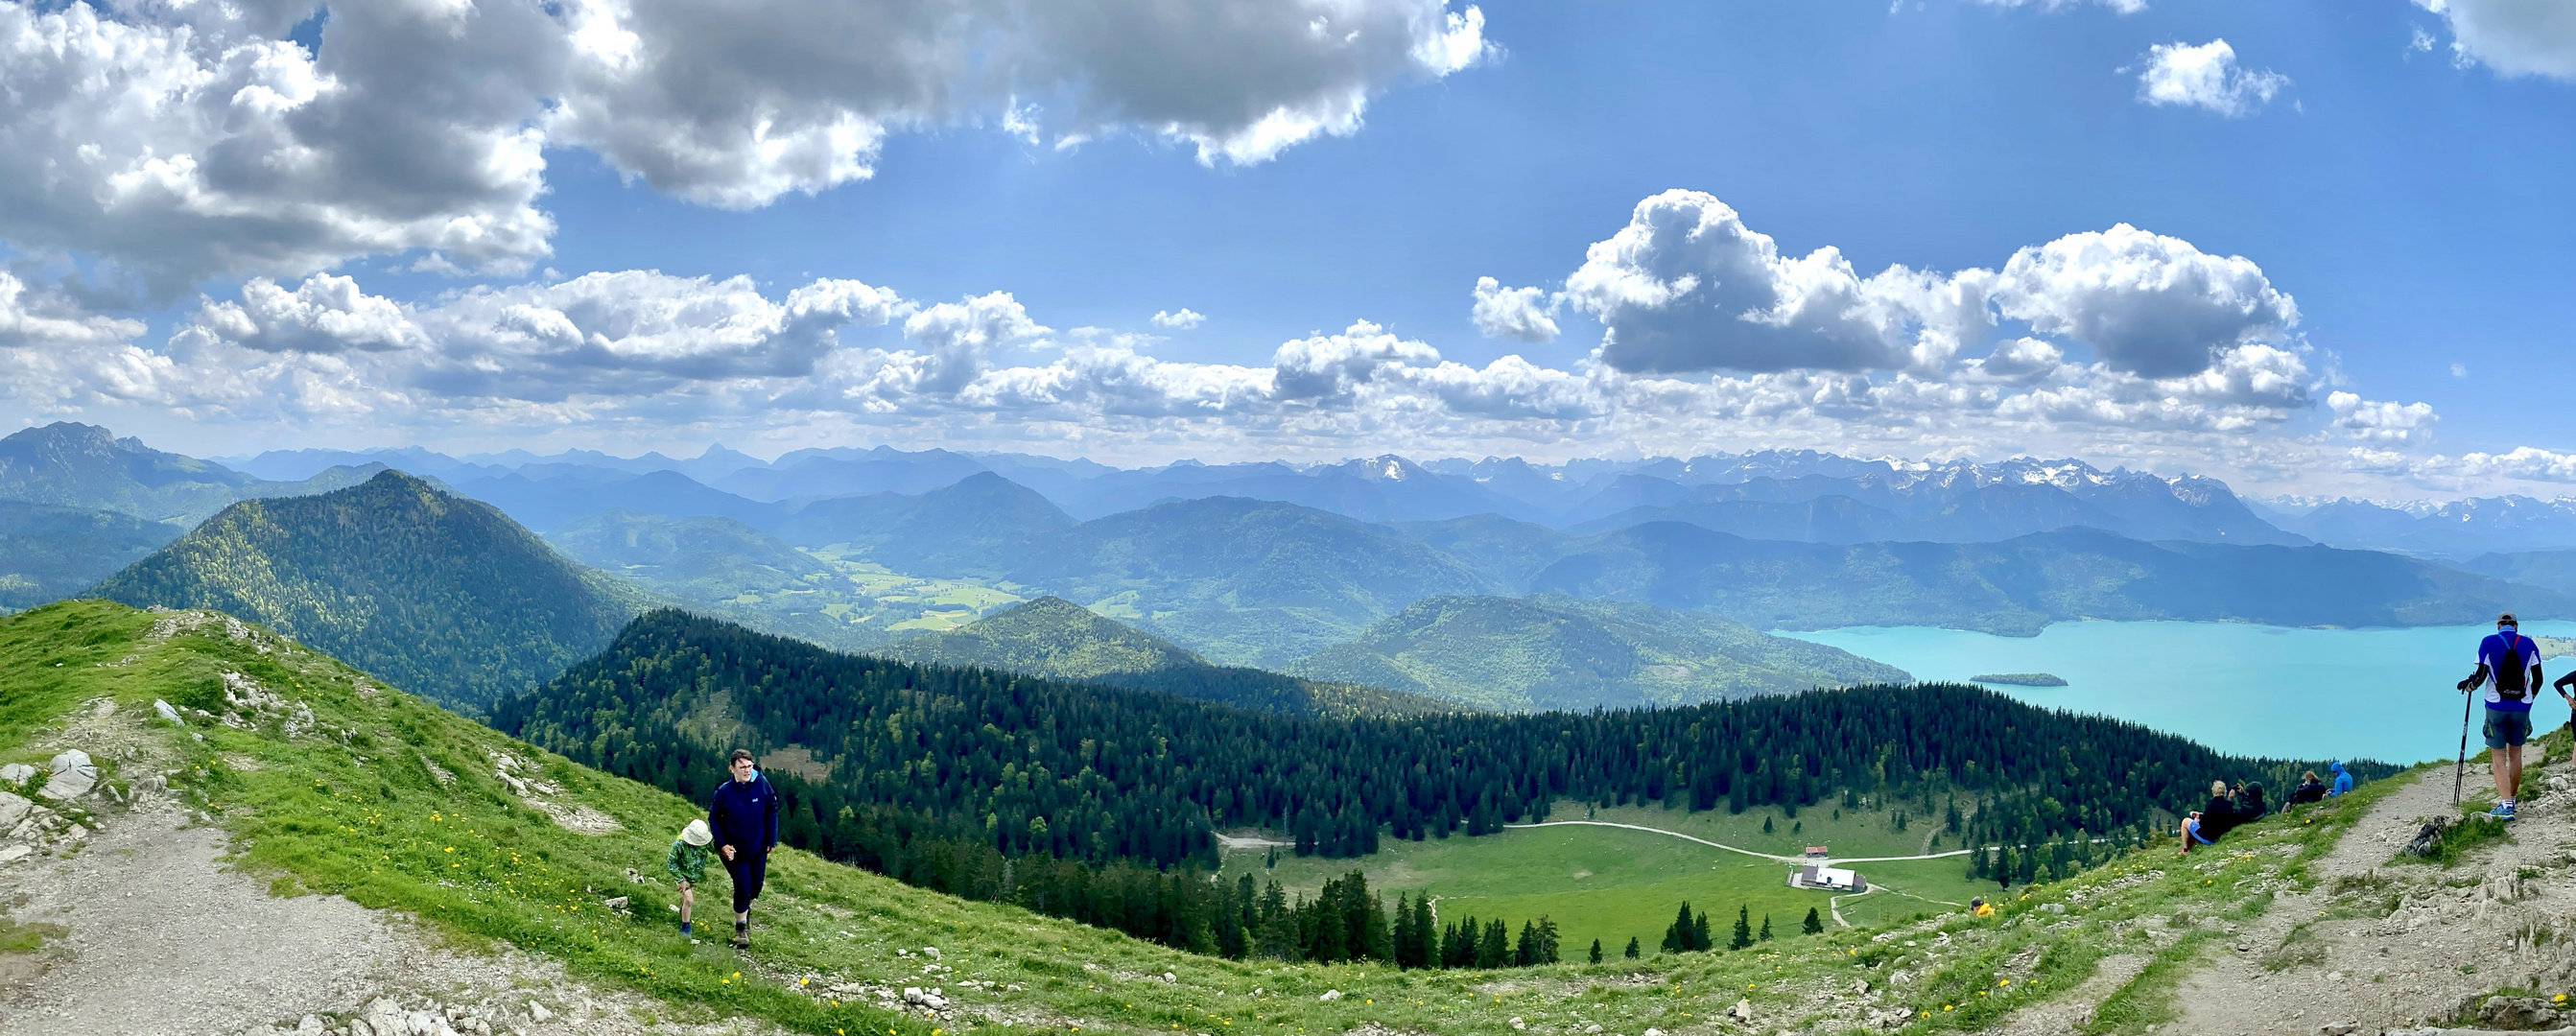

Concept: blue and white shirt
[[2475, 631, 2541, 714]]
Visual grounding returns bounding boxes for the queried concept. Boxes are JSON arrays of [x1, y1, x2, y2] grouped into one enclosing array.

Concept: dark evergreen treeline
[[490, 611, 2397, 954]]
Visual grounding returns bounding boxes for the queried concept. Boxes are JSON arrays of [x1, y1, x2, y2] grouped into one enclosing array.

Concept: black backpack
[[2496, 639, 2528, 700]]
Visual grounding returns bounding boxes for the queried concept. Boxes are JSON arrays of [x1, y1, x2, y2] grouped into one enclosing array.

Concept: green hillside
[[89, 470, 650, 711], [1288, 595, 1910, 711], [0, 501, 182, 612], [879, 595, 1203, 675], [0, 599, 2427, 1036], [878, 596, 1468, 717]]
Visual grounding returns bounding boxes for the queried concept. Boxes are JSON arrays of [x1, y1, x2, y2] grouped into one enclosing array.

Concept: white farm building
[[1789, 864, 1866, 892]]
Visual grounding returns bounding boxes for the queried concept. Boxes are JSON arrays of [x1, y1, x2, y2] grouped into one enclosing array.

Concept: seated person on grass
[[2178, 780, 2261, 855]]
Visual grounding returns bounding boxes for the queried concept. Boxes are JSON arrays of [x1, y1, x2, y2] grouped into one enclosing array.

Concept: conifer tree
[[1589, 938, 1603, 964], [1477, 919, 1510, 968], [1728, 905, 1753, 951], [1538, 916, 1561, 963], [1691, 908, 1713, 952], [1623, 935, 1641, 959], [1515, 921, 1540, 966], [1661, 901, 1694, 954], [1802, 906, 1824, 934], [1759, 914, 1772, 941]]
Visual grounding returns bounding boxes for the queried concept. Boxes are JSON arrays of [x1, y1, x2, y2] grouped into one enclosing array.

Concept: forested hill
[[91, 470, 650, 711], [876, 597, 1466, 718], [495, 610, 2393, 885]]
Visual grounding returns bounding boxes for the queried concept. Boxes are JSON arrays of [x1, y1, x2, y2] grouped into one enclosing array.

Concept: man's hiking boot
[[2491, 801, 2517, 821], [735, 921, 749, 950]]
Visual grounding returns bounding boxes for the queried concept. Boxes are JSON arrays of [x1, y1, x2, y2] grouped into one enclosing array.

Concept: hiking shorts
[[726, 852, 768, 913], [2484, 708, 2533, 749]]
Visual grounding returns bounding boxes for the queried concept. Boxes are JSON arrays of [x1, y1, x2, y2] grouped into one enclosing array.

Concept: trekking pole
[[2453, 687, 2475, 807]]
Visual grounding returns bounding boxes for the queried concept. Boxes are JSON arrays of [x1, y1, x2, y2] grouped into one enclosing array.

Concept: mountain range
[[2, 422, 384, 524]]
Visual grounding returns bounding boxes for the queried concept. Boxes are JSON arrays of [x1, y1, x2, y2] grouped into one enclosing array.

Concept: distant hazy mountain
[[877, 596, 1463, 717], [544, 510, 886, 653], [1525, 524, 2568, 635], [1288, 595, 1910, 712], [0, 422, 381, 524], [451, 468, 775, 532], [90, 470, 650, 710], [2272, 496, 2576, 558], [1559, 465, 2300, 546], [0, 502, 183, 612], [2454, 549, 2576, 599], [1003, 496, 1490, 667], [1046, 455, 1543, 522], [768, 471, 1077, 572], [714, 446, 992, 502]]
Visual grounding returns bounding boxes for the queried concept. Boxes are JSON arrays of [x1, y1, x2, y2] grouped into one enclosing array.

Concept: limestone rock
[[1318, 989, 1343, 1001], [0, 790, 30, 831], [2480, 996, 2567, 1030], [0, 763, 34, 783], [1509, 1018, 1526, 1030], [39, 749, 96, 800], [528, 1001, 553, 1023], [155, 698, 186, 725], [1727, 999, 1755, 1023]]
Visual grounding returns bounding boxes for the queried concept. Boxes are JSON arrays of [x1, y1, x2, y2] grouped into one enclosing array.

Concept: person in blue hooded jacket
[[708, 748, 779, 949], [2327, 761, 2352, 798]]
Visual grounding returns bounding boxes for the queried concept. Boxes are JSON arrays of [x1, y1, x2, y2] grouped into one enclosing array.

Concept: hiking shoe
[[2490, 802, 2517, 821]]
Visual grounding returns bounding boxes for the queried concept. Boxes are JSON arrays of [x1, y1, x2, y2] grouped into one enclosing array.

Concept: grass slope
[[89, 470, 650, 712], [1287, 595, 1910, 711], [0, 600, 2426, 1036]]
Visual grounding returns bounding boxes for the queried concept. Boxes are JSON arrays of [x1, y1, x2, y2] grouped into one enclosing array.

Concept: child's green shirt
[[666, 839, 712, 884]]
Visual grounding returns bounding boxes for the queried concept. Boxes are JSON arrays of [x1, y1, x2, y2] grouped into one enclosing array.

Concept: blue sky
[[0, 0, 2569, 498]]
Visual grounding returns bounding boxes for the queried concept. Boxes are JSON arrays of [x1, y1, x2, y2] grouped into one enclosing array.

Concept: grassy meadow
[[1219, 799, 1991, 957]]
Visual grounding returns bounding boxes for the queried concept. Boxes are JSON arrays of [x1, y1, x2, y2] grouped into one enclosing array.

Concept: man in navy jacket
[[709, 748, 780, 949]]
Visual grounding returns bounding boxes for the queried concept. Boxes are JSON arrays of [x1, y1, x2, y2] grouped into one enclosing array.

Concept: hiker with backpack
[[2456, 613, 2541, 820]]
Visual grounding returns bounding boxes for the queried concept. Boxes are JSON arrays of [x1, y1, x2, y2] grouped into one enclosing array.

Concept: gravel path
[[0, 791, 777, 1035], [2168, 751, 2576, 1036]]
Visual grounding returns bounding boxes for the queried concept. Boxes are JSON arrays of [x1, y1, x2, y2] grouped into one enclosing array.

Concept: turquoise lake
[[1779, 621, 2576, 765]]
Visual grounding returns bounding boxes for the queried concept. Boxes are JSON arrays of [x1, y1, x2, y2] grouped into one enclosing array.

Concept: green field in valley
[[1220, 799, 1994, 958]]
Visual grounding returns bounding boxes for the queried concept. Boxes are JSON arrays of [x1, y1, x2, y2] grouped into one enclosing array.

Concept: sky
[[0, 0, 2569, 499]]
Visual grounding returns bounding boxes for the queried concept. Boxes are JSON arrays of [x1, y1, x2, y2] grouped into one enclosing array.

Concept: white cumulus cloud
[[2328, 391, 2439, 444], [1469, 276, 1560, 342], [1991, 223, 2298, 378], [549, 0, 1493, 208], [2415, 0, 2576, 81], [1151, 309, 1206, 330], [2137, 39, 2289, 117], [0, 0, 1491, 280]]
